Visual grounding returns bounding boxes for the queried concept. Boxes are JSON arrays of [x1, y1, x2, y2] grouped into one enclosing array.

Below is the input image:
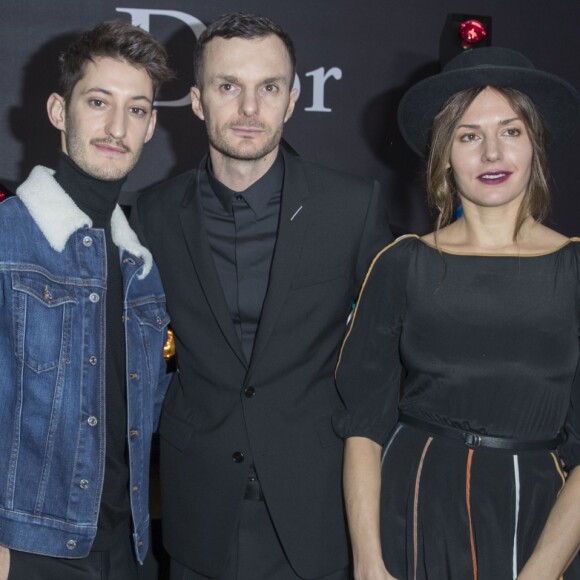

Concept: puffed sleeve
[[333, 237, 410, 446]]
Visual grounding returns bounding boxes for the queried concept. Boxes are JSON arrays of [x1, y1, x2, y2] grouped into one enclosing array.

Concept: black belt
[[399, 413, 562, 451], [244, 477, 264, 501]]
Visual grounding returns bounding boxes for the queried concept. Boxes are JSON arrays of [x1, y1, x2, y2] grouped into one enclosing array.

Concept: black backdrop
[[2, 0, 580, 235]]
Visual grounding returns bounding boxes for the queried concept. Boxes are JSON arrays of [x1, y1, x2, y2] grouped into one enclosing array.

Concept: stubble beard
[[64, 114, 139, 181], [208, 122, 283, 162]]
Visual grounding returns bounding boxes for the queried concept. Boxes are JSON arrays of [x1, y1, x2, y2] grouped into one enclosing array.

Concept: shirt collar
[[207, 152, 284, 216]]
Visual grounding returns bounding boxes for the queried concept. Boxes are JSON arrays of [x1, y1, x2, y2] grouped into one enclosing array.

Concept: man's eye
[[221, 83, 234, 92], [89, 99, 105, 108], [130, 107, 147, 116], [264, 84, 278, 92]]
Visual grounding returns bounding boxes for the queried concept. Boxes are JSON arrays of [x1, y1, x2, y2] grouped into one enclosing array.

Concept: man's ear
[[284, 87, 298, 123], [191, 86, 205, 121], [47, 93, 66, 131], [144, 109, 157, 144]]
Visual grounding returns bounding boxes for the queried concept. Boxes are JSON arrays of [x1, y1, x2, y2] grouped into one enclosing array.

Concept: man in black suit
[[132, 12, 393, 580]]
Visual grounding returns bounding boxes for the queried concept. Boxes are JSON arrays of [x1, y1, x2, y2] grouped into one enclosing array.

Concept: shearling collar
[[16, 165, 153, 278]]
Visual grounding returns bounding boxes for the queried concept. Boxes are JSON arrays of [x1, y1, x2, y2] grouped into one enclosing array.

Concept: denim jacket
[[0, 166, 170, 563]]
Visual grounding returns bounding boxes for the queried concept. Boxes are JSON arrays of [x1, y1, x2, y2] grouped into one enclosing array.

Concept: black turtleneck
[[54, 152, 131, 547]]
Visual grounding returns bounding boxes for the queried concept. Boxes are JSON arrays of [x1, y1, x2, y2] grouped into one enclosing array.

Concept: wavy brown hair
[[426, 86, 550, 239], [59, 20, 173, 102]]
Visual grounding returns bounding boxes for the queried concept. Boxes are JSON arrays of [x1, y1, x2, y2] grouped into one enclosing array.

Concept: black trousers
[[171, 498, 348, 580], [7, 520, 138, 580]]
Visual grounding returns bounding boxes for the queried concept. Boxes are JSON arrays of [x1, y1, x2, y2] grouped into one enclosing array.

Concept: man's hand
[[0, 545, 10, 580]]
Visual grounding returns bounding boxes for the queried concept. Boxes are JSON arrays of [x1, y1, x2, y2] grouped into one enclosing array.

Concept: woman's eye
[[460, 133, 478, 142]]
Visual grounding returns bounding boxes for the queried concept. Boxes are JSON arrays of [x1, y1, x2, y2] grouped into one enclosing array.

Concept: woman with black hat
[[334, 47, 580, 579]]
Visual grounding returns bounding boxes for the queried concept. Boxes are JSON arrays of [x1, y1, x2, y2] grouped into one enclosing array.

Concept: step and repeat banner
[[2, 0, 580, 234]]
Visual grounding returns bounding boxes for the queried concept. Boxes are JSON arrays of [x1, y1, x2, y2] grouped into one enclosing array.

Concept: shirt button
[[87, 416, 98, 427], [235, 194, 243, 201], [82, 236, 93, 247], [89, 293, 100, 303], [132, 485, 139, 492], [80, 479, 89, 489], [66, 539, 77, 550], [129, 429, 139, 438], [244, 386, 256, 398], [232, 451, 244, 463], [89, 356, 97, 366]]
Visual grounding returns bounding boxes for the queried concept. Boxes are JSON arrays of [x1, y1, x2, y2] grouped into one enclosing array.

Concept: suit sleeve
[[353, 180, 394, 287], [153, 327, 172, 431]]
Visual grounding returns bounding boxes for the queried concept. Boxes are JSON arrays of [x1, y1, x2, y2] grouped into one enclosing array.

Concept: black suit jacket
[[132, 151, 393, 578]]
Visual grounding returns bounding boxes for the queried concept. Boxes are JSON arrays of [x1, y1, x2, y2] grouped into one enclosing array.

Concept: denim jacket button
[[82, 236, 93, 247], [79, 479, 89, 489], [66, 540, 77, 550], [89, 356, 97, 366], [89, 293, 100, 303], [129, 429, 139, 438], [87, 416, 98, 427]]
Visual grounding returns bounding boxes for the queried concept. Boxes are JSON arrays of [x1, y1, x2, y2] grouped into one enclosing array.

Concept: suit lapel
[[248, 152, 311, 374], [178, 169, 247, 368]]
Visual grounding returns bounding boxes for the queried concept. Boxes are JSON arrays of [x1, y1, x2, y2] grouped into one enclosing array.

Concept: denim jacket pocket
[[131, 301, 170, 384], [12, 271, 77, 372]]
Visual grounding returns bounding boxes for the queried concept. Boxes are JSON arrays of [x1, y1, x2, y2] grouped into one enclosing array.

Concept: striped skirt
[[379, 423, 580, 580]]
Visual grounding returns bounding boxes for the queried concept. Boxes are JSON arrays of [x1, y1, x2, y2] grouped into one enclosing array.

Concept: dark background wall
[[2, 0, 580, 235]]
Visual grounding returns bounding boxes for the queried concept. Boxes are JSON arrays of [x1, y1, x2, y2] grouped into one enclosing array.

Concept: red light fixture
[[0, 182, 14, 203], [439, 14, 492, 66], [459, 19, 488, 49]]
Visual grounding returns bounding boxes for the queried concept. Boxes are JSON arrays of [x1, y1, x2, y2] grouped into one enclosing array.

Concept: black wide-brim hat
[[398, 47, 580, 156]]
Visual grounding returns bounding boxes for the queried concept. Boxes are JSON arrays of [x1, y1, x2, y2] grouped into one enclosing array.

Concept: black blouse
[[334, 235, 580, 467]]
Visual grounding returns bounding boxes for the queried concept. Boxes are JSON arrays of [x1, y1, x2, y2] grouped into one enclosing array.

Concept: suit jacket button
[[244, 386, 256, 398], [232, 451, 244, 463]]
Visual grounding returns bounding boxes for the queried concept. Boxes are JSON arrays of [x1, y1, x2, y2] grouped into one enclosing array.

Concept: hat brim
[[398, 65, 580, 156]]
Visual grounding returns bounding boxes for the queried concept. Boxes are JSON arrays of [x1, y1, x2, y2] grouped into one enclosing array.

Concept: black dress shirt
[[200, 154, 284, 363]]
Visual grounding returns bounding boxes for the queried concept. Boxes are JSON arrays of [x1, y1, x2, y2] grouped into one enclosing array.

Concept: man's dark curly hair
[[59, 20, 173, 102]]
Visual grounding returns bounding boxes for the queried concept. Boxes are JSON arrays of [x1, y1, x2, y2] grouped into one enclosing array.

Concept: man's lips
[[230, 125, 264, 136], [477, 171, 512, 185], [92, 140, 130, 155]]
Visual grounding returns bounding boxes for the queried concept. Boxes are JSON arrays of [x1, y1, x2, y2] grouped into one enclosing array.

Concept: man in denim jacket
[[0, 21, 172, 580]]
